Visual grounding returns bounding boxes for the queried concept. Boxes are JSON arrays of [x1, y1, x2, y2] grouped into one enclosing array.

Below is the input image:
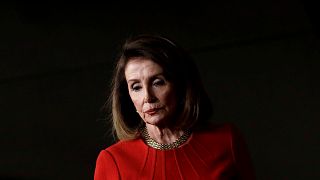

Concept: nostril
[[144, 96, 156, 103]]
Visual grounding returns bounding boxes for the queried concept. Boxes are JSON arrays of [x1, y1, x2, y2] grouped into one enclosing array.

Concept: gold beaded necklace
[[140, 126, 191, 150]]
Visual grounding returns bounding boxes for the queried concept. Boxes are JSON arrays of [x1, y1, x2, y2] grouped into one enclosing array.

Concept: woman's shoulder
[[96, 138, 147, 172], [191, 122, 243, 149], [191, 122, 250, 157], [193, 122, 238, 136], [95, 139, 145, 179], [101, 138, 146, 156]]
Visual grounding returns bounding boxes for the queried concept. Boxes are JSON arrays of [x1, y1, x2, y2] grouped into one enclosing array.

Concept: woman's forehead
[[125, 58, 164, 80]]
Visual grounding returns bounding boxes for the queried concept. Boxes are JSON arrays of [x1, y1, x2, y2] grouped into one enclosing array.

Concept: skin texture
[[125, 58, 183, 143]]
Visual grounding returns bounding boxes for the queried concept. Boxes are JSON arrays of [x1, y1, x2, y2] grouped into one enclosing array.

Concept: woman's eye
[[131, 85, 141, 91], [153, 79, 165, 86]]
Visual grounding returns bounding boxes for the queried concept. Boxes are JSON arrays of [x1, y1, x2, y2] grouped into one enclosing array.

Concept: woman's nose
[[143, 89, 156, 103]]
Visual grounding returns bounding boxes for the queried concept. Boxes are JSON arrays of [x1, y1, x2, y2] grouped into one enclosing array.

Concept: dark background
[[1, 1, 319, 179]]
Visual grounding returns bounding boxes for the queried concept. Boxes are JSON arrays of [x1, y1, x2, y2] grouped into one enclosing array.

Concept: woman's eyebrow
[[150, 73, 164, 78], [127, 78, 140, 83], [127, 73, 164, 83]]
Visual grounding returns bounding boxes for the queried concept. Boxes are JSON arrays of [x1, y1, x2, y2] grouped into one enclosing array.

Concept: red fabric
[[94, 123, 255, 180]]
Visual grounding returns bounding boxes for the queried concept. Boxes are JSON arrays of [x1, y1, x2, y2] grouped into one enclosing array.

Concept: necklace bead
[[140, 126, 191, 150]]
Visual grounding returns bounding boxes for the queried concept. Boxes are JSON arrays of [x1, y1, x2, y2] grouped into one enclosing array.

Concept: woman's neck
[[145, 124, 184, 144]]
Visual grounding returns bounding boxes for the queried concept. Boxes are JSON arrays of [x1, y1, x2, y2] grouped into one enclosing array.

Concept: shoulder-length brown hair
[[108, 35, 212, 140]]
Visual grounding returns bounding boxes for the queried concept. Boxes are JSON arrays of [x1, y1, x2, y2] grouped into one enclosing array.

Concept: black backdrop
[[1, 1, 319, 179]]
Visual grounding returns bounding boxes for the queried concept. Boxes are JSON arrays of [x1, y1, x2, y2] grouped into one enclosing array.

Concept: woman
[[94, 35, 255, 179]]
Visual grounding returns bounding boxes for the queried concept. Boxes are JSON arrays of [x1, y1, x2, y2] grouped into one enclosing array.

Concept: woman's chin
[[144, 116, 166, 126]]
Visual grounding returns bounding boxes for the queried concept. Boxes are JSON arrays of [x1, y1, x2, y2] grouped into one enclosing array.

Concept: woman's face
[[125, 58, 177, 126]]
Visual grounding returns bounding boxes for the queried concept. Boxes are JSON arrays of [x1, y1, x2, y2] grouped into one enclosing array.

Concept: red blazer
[[94, 123, 255, 180]]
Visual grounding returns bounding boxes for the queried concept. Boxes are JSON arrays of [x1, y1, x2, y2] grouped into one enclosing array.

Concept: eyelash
[[131, 79, 165, 92], [131, 85, 142, 92], [153, 79, 164, 86]]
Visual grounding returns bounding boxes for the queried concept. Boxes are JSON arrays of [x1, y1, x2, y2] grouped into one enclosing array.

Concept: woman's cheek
[[132, 95, 143, 113]]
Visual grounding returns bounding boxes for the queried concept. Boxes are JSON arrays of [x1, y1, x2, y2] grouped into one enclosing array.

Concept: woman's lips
[[144, 108, 161, 115]]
